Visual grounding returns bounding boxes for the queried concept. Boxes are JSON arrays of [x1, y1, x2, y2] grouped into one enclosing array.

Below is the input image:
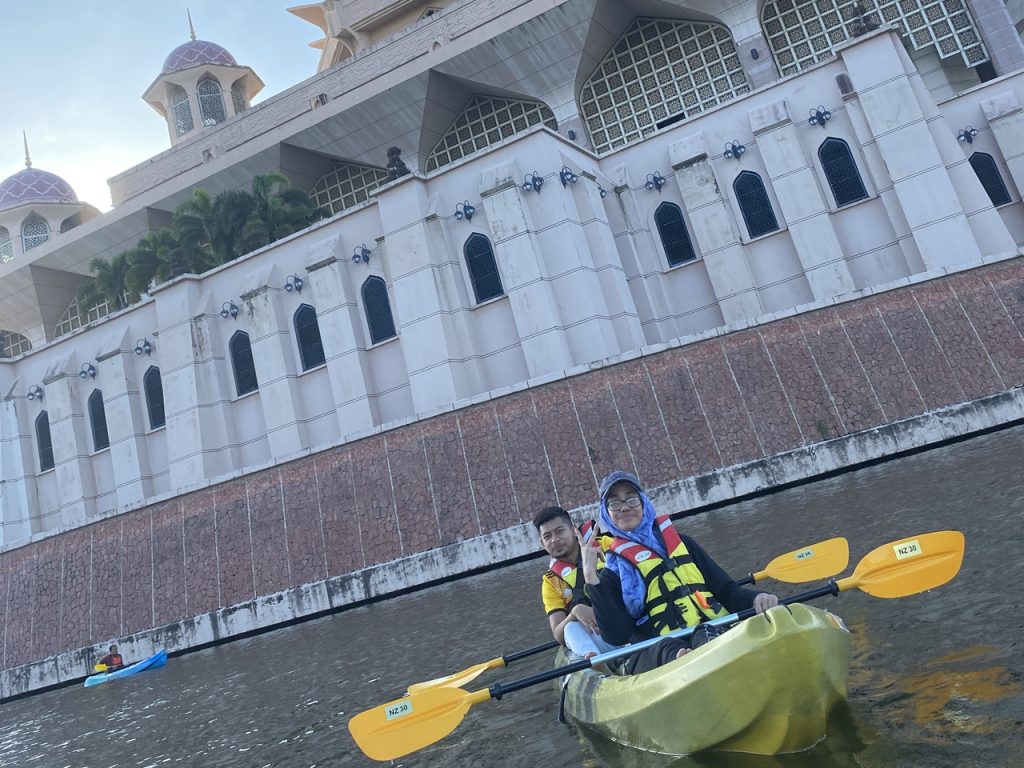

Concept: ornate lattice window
[[818, 138, 868, 207], [198, 78, 227, 127], [734, 171, 780, 239], [761, 0, 988, 77], [655, 203, 698, 266], [294, 304, 327, 369], [36, 411, 54, 472], [169, 84, 194, 136], [0, 331, 31, 357], [463, 233, 504, 303], [310, 162, 389, 216], [426, 95, 558, 171], [0, 226, 12, 261], [54, 291, 129, 338], [231, 80, 247, 115], [580, 18, 749, 155], [144, 366, 166, 430], [88, 389, 110, 452], [22, 215, 49, 251], [362, 276, 397, 344], [969, 152, 1011, 207], [230, 330, 259, 396]]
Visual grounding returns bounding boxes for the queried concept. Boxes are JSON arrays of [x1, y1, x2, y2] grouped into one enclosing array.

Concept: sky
[[0, 1, 322, 211]]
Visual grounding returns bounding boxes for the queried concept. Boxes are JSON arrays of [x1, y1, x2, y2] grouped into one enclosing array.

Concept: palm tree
[[173, 189, 219, 270], [211, 188, 255, 262], [239, 172, 321, 255], [89, 252, 135, 309], [124, 228, 182, 295]]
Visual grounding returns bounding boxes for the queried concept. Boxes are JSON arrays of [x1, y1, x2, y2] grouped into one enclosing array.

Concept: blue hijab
[[599, 489, 665, 623]]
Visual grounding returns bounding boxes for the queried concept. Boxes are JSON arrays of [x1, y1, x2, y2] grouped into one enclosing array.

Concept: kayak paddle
[[349, 530, 963, 761], [407, 536, 848, 694], [93, 663, 108, 672]]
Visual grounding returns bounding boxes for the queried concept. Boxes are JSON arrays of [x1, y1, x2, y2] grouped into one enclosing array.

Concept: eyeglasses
[[607, 495, 642, 512]]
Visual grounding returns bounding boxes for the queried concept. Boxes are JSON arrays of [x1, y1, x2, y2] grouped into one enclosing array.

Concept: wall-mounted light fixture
[[598, 186, 609, 199], [559, 166, 579, 186], [284, 273, 304, 293], [27, 384, 43, 401], [808, 105, 832, 128], [751, 48, 760, 60], [220, 301, 239, 319], [79, 362, 97, 380], [522, 172, 544, 193], [134, 338, 153, 356], [957, 126, 979, 144], [724, 140, 746, 160], [352, 245, 372, 264], [454, 201, 476, 221], [645, 172, 666, 192]]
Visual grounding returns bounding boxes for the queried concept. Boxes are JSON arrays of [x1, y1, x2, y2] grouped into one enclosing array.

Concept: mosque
[[1, 1, 1024, 685]]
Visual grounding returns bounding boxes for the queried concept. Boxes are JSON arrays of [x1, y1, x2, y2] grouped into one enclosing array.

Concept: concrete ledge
[[3, 386, 1021, 702]]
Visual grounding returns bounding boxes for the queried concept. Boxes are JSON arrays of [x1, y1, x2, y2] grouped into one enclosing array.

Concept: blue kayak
[[84, 649, 167, 688]]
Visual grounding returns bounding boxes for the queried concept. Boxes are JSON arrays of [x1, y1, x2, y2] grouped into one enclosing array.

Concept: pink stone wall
[[2, 259, 1024, 671]]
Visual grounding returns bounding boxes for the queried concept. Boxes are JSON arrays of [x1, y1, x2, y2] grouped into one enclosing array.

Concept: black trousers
[[623, 622, 728, 675]]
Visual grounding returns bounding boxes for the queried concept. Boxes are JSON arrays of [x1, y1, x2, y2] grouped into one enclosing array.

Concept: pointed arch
[[969, 152, 1012, 207], [88, 389, 110, 452], [463, 233, 504, 303], [818, 138, 868, 207], [169, 83, 194, 136], [0, 331, 31, 357], [36, 411, 54, 472], [655, 203, 697, 266], [229, 330, 259, 396], [734, 171, 779, 239], [294, 304, 327, 369], [22, 214, 49, 251], [361, 276, 397, 344], [580, 18, 749, 154], [0, 226, 12, 261], [197, 77, 227, 126], [310, 161, 389, 216], [144, 366, 166, 429], [426, 95, 558, 171], [231, 79, 247, 115]]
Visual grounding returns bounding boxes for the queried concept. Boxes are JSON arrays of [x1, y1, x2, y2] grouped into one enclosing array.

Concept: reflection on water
[[0, 425, 1022, 767]]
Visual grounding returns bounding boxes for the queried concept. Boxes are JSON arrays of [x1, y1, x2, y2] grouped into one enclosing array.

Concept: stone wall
[[2, 256, 1023, 679]]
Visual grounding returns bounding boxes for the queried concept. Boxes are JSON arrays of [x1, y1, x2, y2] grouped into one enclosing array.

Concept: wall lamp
[[454, 201, 475, 221], [808, 105, 832, 127], [957, 126, 979, 144], [134, 338, 153, 356], [284, 273, 304, 293], [724, 140, 746, 160], [220, 301, 239, 319], [352, 244, 372, 264], [645, 172, 666, 192], [79, 362, 97, 380], [27, 385, 43, 401], [559, 166, 579, 186], [522, 172, 544, 193], [598, 186, 609, 199]]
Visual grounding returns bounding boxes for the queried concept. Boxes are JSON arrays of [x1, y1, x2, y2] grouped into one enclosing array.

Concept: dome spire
[[187, 8, 196, 41], [22, 131, 31, 169]]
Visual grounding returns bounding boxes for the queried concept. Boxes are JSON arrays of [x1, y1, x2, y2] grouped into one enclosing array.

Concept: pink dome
[[0, 168, 77, 213], [162, 39, 237, 74]]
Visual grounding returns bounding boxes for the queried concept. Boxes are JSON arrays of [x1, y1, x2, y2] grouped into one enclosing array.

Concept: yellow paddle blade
[[93, 663, 108, 672], [837, 530, 964, 598], [407, 657, 504, 694], [751, 537, 849, 584], [349, 686, 490, 761]]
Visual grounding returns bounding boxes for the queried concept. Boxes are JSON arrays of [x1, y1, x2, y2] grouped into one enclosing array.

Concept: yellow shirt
[[540, 535, 613, 616]]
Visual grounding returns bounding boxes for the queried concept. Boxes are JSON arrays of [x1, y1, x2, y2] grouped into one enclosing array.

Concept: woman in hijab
[[580, 471, 777, 674]]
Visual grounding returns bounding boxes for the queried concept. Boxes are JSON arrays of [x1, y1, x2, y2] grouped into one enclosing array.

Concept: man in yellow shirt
[[534, 506, 618, 659]]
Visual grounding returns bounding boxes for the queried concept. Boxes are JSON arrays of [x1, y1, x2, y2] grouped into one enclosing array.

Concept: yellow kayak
[[559, 604, 851, 756]]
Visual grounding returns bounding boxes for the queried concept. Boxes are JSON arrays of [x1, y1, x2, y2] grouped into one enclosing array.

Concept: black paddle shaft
[[488, 580, 840, 700], [502, 640, 559, 664]]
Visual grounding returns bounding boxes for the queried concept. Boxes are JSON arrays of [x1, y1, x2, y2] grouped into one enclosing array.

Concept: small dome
[[0, 168, 78, 213], [162, 39, 237, 74]]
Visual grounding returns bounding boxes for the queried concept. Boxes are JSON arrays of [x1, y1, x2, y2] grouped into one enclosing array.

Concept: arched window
[[36, 411, 54, 472], [88, 389, 109, 452], [169, 84, 194, 136], [362, 277, 397, 344], [310, 161, 389, 216], [655, 203, 697, 266], [22, 215, 49, 251], [0, 226, 12, 261], [294, 304, 326, 369], [0, 331, 31, 357], [229, 330, 258, 396], [463, 234, 504, 304], [231, 80, 247, 115], [734, 171, 779, 239], [818, 138, 868, 207], [144, 366, 166, 429], [969, 152, 1012, 207], [197, 78, 227, 126]]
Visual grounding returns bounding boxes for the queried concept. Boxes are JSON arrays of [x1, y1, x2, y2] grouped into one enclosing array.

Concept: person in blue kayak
[[581, 470, 778, 675], [98, 644, 125, 671], [533, 506, 619, 661]]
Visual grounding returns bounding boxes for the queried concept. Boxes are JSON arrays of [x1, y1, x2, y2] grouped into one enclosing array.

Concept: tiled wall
[[2, 257, 1023, 670]]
